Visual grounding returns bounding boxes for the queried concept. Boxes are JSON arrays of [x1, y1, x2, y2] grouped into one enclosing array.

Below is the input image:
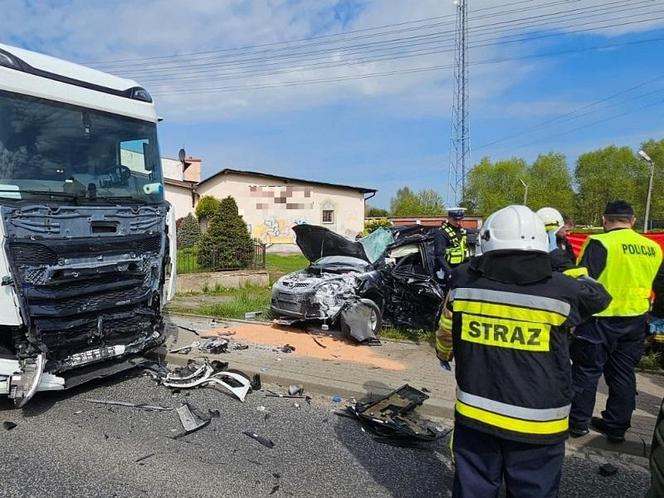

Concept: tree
[[197, 196, 255, 270], [364, 218, 392, 234], [639, 138, 664, 226], [575, 146, 646, 225], [389, 187, 445, 216], [176, 213, 201, 249], [464, 157, 528, 215], [195, 195, 221, 221], [366, 205, 390, 218], [526, 153, 575, 215]]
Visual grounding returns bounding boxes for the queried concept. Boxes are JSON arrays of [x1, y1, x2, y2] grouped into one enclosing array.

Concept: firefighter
[[440, 207, 470, 267], [536, 207, 576, 272], [436, 205, 610, 497], [569, 200, 664, 441]]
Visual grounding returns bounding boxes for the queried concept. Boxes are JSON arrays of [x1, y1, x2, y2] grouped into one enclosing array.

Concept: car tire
[[360, 299, 382, 335]]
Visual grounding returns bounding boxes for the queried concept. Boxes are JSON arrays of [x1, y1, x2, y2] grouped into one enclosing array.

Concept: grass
[[638, 351, 663, 371], [380, 326, 436, 344], [266, 253, 309, 283], [168, 285, 272, 320]]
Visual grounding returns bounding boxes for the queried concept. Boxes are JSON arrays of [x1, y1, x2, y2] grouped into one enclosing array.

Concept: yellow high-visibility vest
[[442, 224, 469, 265], [578, 229, 662, 317]]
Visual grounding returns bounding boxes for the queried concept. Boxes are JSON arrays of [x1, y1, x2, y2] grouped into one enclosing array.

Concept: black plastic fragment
[[3, 421, 17, 430], [251, 374, 262, 391], [243, 431, 275, 448], [599, 464, 618, 477], [281, 344, 296, 353]]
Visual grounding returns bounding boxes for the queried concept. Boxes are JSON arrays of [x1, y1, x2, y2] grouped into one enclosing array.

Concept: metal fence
[[177, 240, 266, 274]]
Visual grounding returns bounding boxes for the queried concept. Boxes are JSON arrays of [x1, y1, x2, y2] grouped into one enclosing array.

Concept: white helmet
[[536, 207, 565, 233], [480, 205, 548, 254]]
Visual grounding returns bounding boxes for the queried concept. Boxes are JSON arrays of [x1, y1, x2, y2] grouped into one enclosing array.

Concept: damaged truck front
[[0, 44, 176, 406]]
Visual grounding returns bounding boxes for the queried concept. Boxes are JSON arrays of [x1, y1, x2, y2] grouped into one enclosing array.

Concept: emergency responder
[[536, 207, 575, 272], [569, 200, 664, 441], [439, 207, 470, 267], [435, 205, 610, 497]]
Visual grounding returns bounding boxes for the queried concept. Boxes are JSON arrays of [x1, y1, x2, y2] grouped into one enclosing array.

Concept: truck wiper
[[0, 189, 85, 200], [94, 195, 144, 204]]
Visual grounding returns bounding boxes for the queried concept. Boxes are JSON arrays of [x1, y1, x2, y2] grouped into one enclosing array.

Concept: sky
[[2, 0, 664, 208]]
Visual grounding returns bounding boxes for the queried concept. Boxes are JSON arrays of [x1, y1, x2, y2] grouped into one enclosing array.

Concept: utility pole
[[448, 0, 469, 206], [639, 150, 655, 233], [519, 178, 528, 206]]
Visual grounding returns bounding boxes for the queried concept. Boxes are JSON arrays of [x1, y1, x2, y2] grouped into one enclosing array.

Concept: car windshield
[[312, 255, 368, 269], [0, 90, 163, 204]]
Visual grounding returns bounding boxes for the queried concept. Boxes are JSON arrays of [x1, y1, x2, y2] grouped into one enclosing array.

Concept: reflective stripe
[[563, 267, 588, 278], [456, 401, 569, 435], [457, 389, 570, 421], [453, 299, 567, 326], [451, 288, 571, 316]]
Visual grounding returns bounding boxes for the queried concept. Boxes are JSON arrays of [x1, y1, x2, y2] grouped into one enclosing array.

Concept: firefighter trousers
[[452, 423, 565, 498], [569, 316, 647, 435]]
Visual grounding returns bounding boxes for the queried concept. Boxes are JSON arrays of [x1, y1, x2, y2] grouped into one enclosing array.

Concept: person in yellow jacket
[[436, 205, 610, 497], [570, 200, 664, 441]]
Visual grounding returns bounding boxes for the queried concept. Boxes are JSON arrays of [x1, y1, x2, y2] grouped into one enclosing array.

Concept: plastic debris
[[86, 399, 174, 411], [135, 453, 156, 463], [233, 344, 250, 350], [251, 374, 262, 392], [331, 395, 342, 403], [175, 403, 210, 437], [270, 486, 280, 495], [288, 385, 304, 396], [599, 464, 618, 477], [244, 311, 263, 320], [3, 421, 17, 430], [177, 325, 200, 336], [281, 344, 296, 353], [243, 431, 275, 448], [337, 384, 449, 447], [199, 338, 229, 354]]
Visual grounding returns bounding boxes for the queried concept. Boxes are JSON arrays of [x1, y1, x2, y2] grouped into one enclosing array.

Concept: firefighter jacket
[[441, 223, 470, 266], [578, 228, 663, 317], [436, 251, 611, 444]]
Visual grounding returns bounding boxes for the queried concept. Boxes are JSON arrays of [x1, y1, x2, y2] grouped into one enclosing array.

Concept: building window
[[322, 209, 334, 224]]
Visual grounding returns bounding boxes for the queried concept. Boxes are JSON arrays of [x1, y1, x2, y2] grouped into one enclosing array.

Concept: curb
[[160, 349, 650, 459]]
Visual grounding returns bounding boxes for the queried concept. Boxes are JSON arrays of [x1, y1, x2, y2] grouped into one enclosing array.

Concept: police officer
[[536, 207, 576, 272], [570, 200, 664, 441], [436, 205, 610, 497], [439, 207, 470, 267]]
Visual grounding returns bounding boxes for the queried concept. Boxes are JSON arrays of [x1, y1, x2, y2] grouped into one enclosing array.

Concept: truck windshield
[[0, 90, 163, 204]]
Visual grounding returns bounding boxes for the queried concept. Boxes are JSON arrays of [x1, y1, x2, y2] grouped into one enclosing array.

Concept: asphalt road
[[0, 371, 652, 497]]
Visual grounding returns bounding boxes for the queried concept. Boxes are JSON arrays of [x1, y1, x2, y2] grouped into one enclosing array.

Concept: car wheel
[[362, 299, 382, 334]]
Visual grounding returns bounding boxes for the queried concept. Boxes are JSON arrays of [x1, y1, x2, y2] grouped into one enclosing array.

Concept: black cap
[[604, 200, 634, 216]]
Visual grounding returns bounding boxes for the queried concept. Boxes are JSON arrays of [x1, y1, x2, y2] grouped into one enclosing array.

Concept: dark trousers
[[452, 424, 565, 498], [570, 316, 646, 434]]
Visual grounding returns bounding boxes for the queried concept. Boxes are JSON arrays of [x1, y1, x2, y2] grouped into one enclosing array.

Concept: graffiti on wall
[[253, 217, 308, 244]]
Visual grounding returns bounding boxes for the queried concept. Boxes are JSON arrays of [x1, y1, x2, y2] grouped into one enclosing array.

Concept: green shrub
[[176, 213, 201, 249], [364, 217, 392, 235], [195, 195, 221, 221], [197, 196, 255, 270]]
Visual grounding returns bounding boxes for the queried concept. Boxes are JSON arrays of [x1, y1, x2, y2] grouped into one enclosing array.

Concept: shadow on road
[[333, 380, 454, 498]]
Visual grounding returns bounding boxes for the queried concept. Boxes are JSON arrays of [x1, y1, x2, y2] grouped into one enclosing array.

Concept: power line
[[84, 0, 565, 67], [149, 35, 664, 96], [143, 15, 664, 91], [99, 0, 653, 76]]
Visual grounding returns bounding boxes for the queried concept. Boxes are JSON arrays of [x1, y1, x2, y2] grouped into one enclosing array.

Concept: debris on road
[[135, 453, 156, 463], [177, 325, 200, 336], [307, 331, 327, 349], [243, 431, 275, 449], [288, 384, 304, 396], [199, 338, 229, 354], [169, 341, 200, 354], [233, 344, 250, 350], [337, 384, 448, 447], [244, 311, 263, 320], [265, 389, 307, 400], [86, 399, 174, 412], [175, 403, 210, 437], [3, 421, 17, 430], [331, 395, 342, 403], [145, 359, 252, 402], [280, 344, 296, 354], [599, 464, 618, 477]]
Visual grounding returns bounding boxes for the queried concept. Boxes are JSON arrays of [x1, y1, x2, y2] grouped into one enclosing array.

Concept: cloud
[[2, 0, 663, 122]]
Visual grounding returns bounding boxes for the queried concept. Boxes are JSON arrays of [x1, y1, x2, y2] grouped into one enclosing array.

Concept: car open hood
[[293, 224, 393, 264]]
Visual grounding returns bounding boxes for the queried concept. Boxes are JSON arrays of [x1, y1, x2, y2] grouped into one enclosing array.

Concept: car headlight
[[314, 281, 347, 308]]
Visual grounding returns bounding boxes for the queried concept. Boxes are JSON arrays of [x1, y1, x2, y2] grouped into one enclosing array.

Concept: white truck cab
[[0, 43, 176, 406]]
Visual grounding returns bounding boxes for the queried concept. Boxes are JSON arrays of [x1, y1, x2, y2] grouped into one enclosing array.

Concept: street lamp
[[519, 178, 528, 206], [638, 149, 655, 233]]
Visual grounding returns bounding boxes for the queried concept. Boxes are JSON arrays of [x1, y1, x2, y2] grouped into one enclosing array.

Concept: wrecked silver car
[[0, 43, 175, 406], [271, 224, 444, 342]]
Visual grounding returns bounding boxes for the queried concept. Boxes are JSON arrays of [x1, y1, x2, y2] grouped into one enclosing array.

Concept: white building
[[163, 159, 376, 250]]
